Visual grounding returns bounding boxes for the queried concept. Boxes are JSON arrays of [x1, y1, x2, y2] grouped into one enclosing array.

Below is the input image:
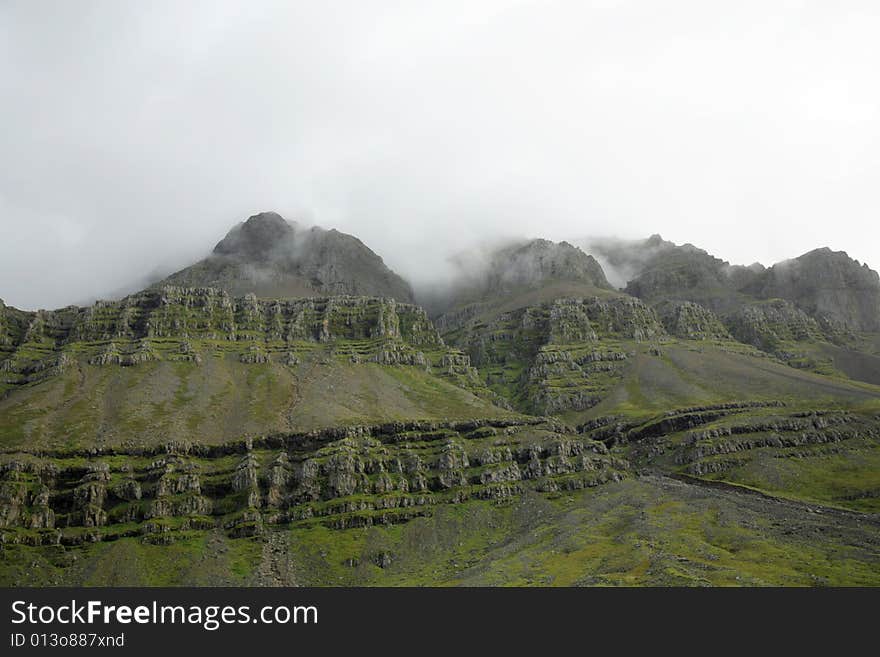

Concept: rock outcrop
[[0, 288, 447, 389], [444, 295, 663, 415], [0, 418, 627, 542], [655, 300, 731, 340], [623, 243, 739, 309], [590, 236, 880, 337], [725, 299, 826, 352]]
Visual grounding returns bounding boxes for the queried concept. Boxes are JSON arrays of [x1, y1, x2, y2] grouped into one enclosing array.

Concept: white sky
[[1, 0, 879, 309]]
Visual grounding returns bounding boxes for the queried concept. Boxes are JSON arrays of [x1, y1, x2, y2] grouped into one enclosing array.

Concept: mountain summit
[[157, 211, 415, 301], [212, 211, 293, 260]]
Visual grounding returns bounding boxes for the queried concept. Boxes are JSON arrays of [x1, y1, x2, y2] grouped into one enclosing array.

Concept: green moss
[[701, 444, 880, 513]]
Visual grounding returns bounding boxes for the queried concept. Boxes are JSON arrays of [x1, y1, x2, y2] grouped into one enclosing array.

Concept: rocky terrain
[[426, 238, 612, 316], [441, 295, 663, 415], [0, 418, 626, 542], [157, 212, 414, 302], [585, 235, 880, 334], [583, 234, 880, 382], [654, 300, 732, 341], [744, 247, 880, 332], [1, 216, 879, 586]]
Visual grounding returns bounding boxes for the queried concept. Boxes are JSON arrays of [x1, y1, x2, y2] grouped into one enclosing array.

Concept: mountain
[[157, 211, 415, 302], [2, 229, 880, 587], [745, 247, 880, 332]]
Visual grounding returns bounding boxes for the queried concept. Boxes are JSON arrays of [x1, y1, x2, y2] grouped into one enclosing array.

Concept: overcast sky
[[1, 0, 879, 309]]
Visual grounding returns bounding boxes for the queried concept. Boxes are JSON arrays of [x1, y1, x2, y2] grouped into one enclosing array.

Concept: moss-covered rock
[[0, 418, 626, 541], [656, 300, 732, 340], [725, 299, 825, 352]]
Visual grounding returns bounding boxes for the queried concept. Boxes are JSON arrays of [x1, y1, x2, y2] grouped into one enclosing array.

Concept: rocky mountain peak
[[155, 212, 414, 302], [213, 212, 295, 260]]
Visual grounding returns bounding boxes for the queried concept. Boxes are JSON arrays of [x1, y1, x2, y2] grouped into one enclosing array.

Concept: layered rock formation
[[725, 299, 826, 352], [4, 216, 880, 588], [0, 287, 443, 387], [584, 235, 762, 307], [444, 295, 665, 414], [0, 418, 627, 543], [613, 403, 880, 481], [654, 300, 732, 341], [622, 241, 743, 310], [0, 285, 509, 450]]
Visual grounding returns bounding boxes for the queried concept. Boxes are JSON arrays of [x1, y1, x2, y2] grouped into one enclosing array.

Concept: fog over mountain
[[2, 1, 879, 310]]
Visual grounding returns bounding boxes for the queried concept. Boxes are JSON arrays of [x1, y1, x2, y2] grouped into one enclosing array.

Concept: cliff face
[[1, 287, 440, 356], [445, 295, 665, 415], [0, 299, 29, 352], [0, 418, 627, 541], [0, 300, 17, 351], [582, 234, 676, 287], [0, 287, 456, 402], [746, 248, 880, 332], [158, 212, 415, 302], [654, 300, 732, 341], [4, 229, 880, 587], [583, 237, 880, 384], [0, 300, 8, 347], [725, 299, 826, 353]]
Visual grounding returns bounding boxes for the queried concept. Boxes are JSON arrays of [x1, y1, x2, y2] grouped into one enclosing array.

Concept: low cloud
[[1, 1, 879, 309]]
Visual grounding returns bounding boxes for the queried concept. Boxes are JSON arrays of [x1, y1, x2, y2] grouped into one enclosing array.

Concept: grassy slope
[[0, 352, 513, 450], [575, 341, 880, 424], [815, 341, 880, 385], [539, 339, 880, 517], [3, 477, 878, 587], [699, 446, 880, 513]]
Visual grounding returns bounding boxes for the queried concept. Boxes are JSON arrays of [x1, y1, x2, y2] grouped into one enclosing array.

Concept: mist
[[2, 1, 879, 310]]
